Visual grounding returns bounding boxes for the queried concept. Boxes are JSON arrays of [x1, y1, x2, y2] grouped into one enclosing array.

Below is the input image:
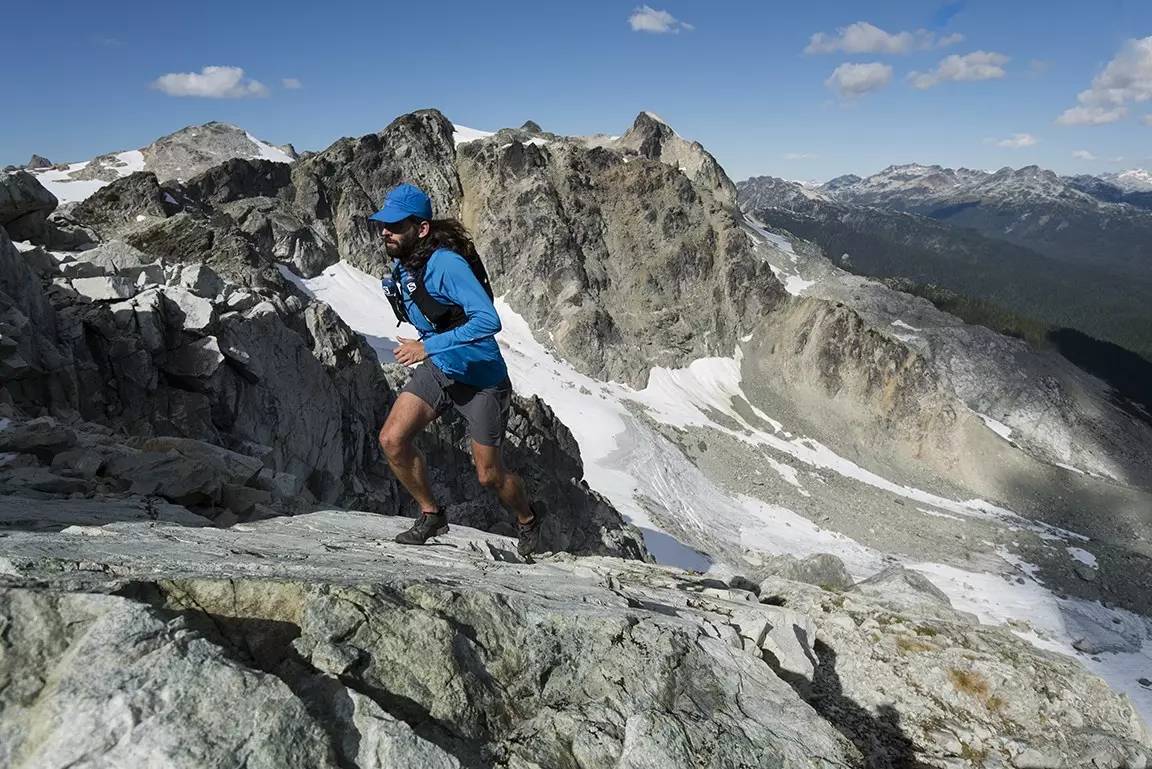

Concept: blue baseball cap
[[369, 183, 434, 224]]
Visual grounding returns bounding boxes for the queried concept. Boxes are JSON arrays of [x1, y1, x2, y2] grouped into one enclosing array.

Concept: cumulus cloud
[[825, 62, 893, 98], [151, 66, 269, 98], [1073, 150, 1097, 160], [628, 5, 693, 34], [805, 21, 960, 55], [282, 78, 303, 89], [908, 51, 1009, 89], [1057, 37, 1152, 125], [986, 133, 1037, 148], [1058, 105, 1128, 126]]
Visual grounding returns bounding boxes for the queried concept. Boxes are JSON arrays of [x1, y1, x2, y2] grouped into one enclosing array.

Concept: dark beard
[[385, 233, 416, 262]]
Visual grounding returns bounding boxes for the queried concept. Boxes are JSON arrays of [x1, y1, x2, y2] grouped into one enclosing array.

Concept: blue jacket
[[395, 248, 508, 388]]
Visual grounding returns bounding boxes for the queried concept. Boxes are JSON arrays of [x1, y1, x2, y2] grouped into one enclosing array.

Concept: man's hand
[[394, 337, 428, 366]]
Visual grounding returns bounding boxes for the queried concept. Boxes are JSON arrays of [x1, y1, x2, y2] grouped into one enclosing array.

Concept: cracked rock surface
[[1, 503, 1147, 769]]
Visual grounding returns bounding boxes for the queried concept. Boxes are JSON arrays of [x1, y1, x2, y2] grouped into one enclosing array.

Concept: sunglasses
[[369, 217, 417, 236]]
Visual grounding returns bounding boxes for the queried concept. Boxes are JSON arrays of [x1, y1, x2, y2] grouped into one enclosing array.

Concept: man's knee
[[379, 429, 410, 462], [476, 463, 503, 489]]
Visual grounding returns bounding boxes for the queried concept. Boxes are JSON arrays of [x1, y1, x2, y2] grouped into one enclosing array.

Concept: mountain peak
[[1101, 168, 1152, 192]]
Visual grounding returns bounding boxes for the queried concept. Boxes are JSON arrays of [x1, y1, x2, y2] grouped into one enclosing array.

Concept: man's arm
[[421, 251, 501, 355]]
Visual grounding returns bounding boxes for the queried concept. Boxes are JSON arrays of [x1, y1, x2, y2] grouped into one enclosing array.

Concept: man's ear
[[417, 220, 431, 237]]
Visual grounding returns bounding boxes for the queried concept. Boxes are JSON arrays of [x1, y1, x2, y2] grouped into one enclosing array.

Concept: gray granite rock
[[0, 506, 1146, 769]]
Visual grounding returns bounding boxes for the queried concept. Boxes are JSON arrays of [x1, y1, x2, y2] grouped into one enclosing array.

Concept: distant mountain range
[[800, 164, 1152, 279], [738, 165, 1152, 361]]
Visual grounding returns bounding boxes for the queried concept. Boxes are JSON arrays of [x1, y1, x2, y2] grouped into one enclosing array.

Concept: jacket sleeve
[[421, 251, 501, 355]]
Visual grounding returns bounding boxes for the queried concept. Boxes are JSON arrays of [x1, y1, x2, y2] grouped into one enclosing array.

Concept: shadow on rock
[[134, 588, 494, 769], [778, 638, 925, 769]]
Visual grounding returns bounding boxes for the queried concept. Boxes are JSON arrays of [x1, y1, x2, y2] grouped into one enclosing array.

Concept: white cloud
[[1057, 105, 1128, 126], [151, 66, 269, 98], [282, 78, 303, 89], [909, 51, 1009, 89], [628, 5, 693, 34], [825, 62, 893, 98], [805, 21, 958, 55], [1058, 37, 1152, 125], [1073, 149, 1098, 160], [987, 133, 1037, 148], [783, 152, 820, 160]]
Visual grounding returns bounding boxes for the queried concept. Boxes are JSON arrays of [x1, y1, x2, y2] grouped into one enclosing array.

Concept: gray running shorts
[[401, 362, 512, 447]]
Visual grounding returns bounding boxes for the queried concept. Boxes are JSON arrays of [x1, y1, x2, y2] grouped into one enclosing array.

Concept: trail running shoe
[[395, 510, 448, 545], [517, 505, 543, 558]]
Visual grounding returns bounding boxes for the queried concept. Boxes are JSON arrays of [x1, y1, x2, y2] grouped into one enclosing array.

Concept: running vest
[[384, 249, 495, 333]]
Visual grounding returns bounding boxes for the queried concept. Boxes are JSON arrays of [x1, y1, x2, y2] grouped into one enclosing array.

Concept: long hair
[[407, 218, 480, 267]]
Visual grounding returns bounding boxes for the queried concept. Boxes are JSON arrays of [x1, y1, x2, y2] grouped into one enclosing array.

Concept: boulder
[[69, 275, 137, 301], [0, 417, 77, 458], [851, 564, 953, 610], [68, 171, 172, 240], [175, 263, 224, 298], [160, 286, 215, 331], [753, 552, 855, 592], [137, 436, 263, 486], [101, 450, 225, 503], [160, 336, 225, 380], [0, 171, 58, 244], [0, 171, 57, 225]]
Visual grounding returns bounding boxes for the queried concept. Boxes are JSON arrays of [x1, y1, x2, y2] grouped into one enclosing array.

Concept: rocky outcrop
[[0, 222, 643, 556], [139, 121, 294, 183], [0, 504, 1147, 768], [457, 118, 782, 386], [609, 111, 739, 211], [0, 170, 58, 243], [68, 171, 176, 241], [288, 109, 462, 276]]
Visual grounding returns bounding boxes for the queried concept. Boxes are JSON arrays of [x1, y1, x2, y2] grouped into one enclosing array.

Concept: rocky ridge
[[1, 503, 1148, 769], [17, 122, 295, 207], [0, 175, 645, 557]]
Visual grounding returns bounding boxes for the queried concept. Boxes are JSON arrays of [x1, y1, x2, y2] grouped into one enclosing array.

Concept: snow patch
[[452, 124, 495, 145], [244, 133, 294, 164], [976, 413, 1013, 441], [1067, 547, 1098, 569]]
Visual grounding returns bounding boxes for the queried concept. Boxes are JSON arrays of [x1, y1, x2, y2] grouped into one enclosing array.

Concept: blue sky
[[6, 0, 1152, 181]]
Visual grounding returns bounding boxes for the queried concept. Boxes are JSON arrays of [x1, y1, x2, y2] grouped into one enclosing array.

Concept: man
[[372, 183, 541, 556]]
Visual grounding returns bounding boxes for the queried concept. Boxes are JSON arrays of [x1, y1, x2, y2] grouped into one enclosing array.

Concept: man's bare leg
[[379, 393, 441, 513], [471, 441, 533, 524]]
